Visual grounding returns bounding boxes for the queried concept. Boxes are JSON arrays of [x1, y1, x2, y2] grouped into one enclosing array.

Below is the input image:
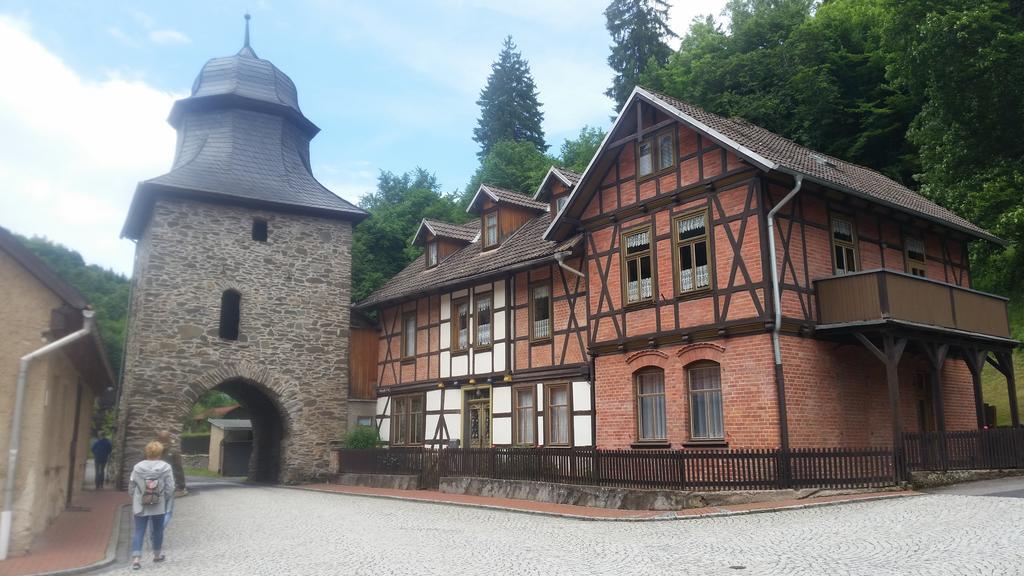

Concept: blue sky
[[0, 1, 726, 274]]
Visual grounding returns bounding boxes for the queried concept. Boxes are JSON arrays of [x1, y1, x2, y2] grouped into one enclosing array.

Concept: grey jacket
[[129, 459, 176, 516]]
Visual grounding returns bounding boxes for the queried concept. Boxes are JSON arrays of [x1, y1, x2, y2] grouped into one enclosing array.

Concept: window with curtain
[[831, 217, 858, 275], [427, 241, 438, 268], [688, 363, 724, 440], [622, 228, 653, 304], [638, 139, 654, 177], [905, 236, 927, 277], [546, 384, 570, 446], [475, 295, 492, 347], [658, 132, 674, 171], [401, 312, 416, 358], [635, 368, 667, 442], [452, 298, 469, 352], [530, 283, 552, 341], [484, 211, 499, 248], [390, 394, 424, 446], [674, 211, 710, 294], [514, 386, 536, 445], [637, 128, 675, 178]]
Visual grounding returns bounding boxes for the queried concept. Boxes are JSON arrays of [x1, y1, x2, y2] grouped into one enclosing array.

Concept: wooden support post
[[856, 332, 907, 483], [964, 348, 987, 429], [923, 343, 949, 433], [989, 351, 1019, 428]]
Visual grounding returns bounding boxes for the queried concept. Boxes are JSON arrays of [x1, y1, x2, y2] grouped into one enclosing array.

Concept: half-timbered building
[[358, 86, 1017, 460]]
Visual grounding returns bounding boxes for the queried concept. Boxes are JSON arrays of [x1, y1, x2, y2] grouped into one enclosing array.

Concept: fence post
[[778, 448, 791, 489]]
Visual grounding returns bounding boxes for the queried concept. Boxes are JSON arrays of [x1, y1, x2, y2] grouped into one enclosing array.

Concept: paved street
[[94, 478, 1024, 576]]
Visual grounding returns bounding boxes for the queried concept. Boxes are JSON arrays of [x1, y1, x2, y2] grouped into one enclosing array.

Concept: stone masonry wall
[[116, 198, 352, 484]]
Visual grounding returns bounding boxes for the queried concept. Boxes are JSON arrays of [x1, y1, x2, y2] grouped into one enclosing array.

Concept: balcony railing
[[814, 269, 1011, 340]]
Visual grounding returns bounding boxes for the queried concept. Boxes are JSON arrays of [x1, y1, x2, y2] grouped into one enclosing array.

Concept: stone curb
[[288, 485, 917, 523], [24, 503, 128, 576]]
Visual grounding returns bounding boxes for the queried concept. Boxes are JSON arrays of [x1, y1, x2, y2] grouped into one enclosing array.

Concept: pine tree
[[605, 0, 676, 109], [473, 36, 547, 159]]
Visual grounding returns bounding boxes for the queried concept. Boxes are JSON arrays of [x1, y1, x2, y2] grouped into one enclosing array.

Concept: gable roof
[[468, 184, 549, 214], [356, 213, 581, 309], [546, 86, 1000, 244], [534, 166, 582, 201], [412, 218, 479, 246]]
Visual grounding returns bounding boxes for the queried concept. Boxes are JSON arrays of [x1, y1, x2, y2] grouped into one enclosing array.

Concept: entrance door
[[464, 387, 491, 449]]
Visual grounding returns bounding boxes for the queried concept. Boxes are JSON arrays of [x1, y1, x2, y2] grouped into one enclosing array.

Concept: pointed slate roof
[[122, 21, 366, 239], [546, 86, 999, 244]]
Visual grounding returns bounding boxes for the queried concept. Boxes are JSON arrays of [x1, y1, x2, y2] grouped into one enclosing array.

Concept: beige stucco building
[[0, 226, 115, 557]]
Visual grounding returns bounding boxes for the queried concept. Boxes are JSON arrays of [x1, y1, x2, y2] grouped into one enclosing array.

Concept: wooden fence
[[904, 428, 1024, 472], [334, 446, 895, 491]]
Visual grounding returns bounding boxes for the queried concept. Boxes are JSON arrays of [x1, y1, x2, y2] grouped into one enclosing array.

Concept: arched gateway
[[114, 22, 367, 485]]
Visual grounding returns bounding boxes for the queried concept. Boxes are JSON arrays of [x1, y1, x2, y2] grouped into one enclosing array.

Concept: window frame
[[620, 224, 655, 307], [904, 234, 927, 278], [687, 362, 725, 441], [528, 281, 553, 343], [450, 297, 470, 353], [635, 367, 668, 443], [483, 209, 499, 250], [636, 127, 676, 180], [512, 384, 538, 447], [426, 240, 439, 268], [390, 393, 425, 446], [830, 215, 859, 275], [544, 383, 572, 448], [251, 218, 268, 242], [672, 208, 712, 297], [555, 195, 569, 214], [400, 311, 417, 360], [473, 294, 493, 350]]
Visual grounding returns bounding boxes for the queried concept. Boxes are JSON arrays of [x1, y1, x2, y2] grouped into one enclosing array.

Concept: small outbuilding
[[208, 419, 253, 477]]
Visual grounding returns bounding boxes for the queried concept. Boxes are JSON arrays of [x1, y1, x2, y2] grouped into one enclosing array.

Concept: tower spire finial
[[243, 13, 251, 48]]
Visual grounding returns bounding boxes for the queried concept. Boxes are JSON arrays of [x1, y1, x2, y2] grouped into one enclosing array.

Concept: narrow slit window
[[452, 298, 469, 352], [831, 217, 858, 275], [402, 312, 417, 358], [675, 211, 710, 294], [251, 216, 268, 240], [622, 228, 653, 304], [530, 283, 552, 341], [658, 132, 674, 171], [546, 384, 571, 446], [905, 237, 927, 277], [484, 211, 499, 248], [475, 295, 492, 348], [219, 290, 241, 341], [514, 386, 536, 446], [638, 139, 654, 177], [426, 241, 438, 268]]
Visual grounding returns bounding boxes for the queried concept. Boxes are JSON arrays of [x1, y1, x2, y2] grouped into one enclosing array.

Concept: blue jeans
[[131, 514, 165, 557]]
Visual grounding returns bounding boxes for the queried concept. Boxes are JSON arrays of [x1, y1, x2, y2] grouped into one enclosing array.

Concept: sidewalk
[[299, 483, 916, 521], [0, 490, 127, 576]]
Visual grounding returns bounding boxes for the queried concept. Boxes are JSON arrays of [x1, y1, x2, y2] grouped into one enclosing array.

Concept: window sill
[[474, 345, 494, 352], [630, 442, 671, 449], [529, 337, 553, 346], [637, 166, 675, 183], [623, 300, 656, 311], [400, 358, 415, 365], [675, 289, 712, 302], [682, 440, 728, 448]]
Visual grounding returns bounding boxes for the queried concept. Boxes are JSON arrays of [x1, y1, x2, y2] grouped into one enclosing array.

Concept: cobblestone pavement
[[95, 482, 1024, 576]]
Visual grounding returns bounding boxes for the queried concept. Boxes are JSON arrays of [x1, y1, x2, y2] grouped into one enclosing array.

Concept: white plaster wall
[[493, 416, 512, 445], [440, 294, 451, 320], [444, 390, 461, 411], [378, 418, 390, 442], [573, 415, 593, 446], [440, 322, 450, 350], [426, 389, 442, 412], [493, 344, 506, 373], [445, 413, 461, 441], [451, 354, 468, 376], [537, 415, 544, 445], [376, 396, 390, 415], [440, 351, 451, 378], [425, 414, 440, 440], [475, 350, 492, 374], [492, 386, 511, 414], [572, 381, 592, 412], [493, 280, 505, 308]]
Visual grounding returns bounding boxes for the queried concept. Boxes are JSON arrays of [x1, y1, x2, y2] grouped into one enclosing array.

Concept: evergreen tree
[[605, 0, 676, 109], [473, 36, 547, 159]]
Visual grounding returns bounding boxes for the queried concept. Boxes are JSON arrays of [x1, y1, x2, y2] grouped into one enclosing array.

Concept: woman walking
[[129, 441, 176, 569]]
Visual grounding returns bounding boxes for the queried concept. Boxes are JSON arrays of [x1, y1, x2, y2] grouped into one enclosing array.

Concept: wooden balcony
[[814, 270, 1012, 342]]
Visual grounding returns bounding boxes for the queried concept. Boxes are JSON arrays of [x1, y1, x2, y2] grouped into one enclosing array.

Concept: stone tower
[[115, 21, 367, 484]]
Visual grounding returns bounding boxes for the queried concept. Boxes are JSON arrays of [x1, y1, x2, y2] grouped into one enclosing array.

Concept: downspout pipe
[[767, 174, 802, 459], [1, 310, 95, 560], [554, 252, 585, 278]]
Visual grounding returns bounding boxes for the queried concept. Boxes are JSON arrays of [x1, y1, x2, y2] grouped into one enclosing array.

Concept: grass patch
[[184, 467, 220, 478]]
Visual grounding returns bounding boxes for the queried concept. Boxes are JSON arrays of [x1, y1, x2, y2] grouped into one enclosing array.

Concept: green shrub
[[343, 425, 381, 449]]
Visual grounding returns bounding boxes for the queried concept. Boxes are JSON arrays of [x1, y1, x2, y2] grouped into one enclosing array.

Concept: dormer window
[[555, 196, 569, 214], [426, 241, 438, 268], [483, 210, 499, 249]]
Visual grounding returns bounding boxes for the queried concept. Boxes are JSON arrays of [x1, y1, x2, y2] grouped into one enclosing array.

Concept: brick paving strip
[[0, 491, 128, 576], [297, 483, 917, 521]]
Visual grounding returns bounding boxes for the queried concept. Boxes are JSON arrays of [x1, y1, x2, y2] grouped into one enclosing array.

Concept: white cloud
[[667, 0, 730, 45], [0, 14, 180, 275], [149, 29, 191, 45]]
